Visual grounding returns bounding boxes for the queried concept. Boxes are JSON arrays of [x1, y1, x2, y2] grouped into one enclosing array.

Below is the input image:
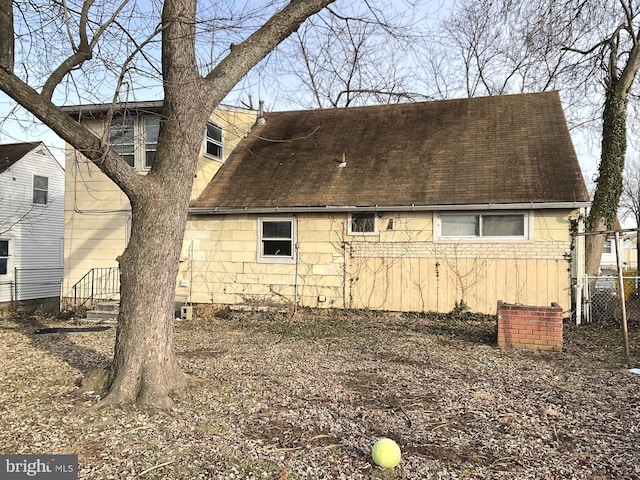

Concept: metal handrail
[[72, 266, 120, 307]]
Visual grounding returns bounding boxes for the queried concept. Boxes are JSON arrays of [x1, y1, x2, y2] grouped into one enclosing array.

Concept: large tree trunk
[[100, 0, 208, 408], [585, 84, 628, 276]]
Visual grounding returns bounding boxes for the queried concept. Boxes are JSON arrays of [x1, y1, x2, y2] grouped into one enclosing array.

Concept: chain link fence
[[585, 274, 640, 325], [0, 268, 63, 310]]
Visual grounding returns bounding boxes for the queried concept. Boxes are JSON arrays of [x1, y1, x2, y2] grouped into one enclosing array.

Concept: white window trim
[[435, 211, 533, 242], [32, 175, 48, 205], [0, 239, 9, 276], [348, 213, 378, 236], [257, 218, 296, 264], [204, 121, 224, 161], [142, 116, 160, 171]]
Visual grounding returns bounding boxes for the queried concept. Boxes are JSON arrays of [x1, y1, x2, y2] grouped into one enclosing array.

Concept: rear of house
[[184, 91, 590, 314], [61, 92, 589, 315]]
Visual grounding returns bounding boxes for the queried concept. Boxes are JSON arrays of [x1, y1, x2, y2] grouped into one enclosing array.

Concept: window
[[603, 240, 613, 254], [440, 213, 527, 239], [109, 116, 135, 166], [205, 122, 223, 159], [32, 175, 48, 205], [259, 219, 294, 262], [349, 213, 377, 234], [144, 117, 160, 169], [0, 240, 8, 275]]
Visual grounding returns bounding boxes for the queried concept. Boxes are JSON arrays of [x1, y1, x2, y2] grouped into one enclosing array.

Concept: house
[[0, 142, 65, 310], [600, 233, 638, 273], [184, 91, 590, 314], [61, 102, 258, 306], [62, 91, 590, 315]]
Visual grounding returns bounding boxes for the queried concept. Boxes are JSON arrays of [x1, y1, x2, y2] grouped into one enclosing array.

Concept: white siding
[[0, 146, 65, 302]]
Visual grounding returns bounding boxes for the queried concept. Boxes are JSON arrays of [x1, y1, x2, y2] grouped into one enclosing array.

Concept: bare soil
[[1, 308, 640, 479]]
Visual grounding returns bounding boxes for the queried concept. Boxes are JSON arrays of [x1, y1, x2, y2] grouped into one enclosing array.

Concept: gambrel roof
[[191, 91, 590, 213]]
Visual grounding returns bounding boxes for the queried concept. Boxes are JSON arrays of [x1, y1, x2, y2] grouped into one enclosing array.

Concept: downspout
[[575, 207, 586, 325], [293, 215, 300, 314]]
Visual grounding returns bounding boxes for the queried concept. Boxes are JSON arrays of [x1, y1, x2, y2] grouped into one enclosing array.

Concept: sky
[[0, 0, 603, 179]]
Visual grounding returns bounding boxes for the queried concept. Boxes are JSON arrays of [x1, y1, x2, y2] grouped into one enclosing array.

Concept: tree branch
[[0, 67, 145, 196], [41, 0, 131, 100], [204, 0, 335, 101]]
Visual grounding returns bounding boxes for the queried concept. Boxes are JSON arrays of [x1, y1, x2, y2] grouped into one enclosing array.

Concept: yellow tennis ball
[[371, 437, 401, 468]]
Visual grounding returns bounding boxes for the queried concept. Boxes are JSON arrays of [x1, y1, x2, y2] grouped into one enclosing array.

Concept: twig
[[138, 461, 174, 476]]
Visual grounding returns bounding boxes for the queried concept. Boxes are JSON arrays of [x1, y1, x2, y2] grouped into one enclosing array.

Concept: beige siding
[[180, 210, 576, 315], [63, 107, 257, 297]]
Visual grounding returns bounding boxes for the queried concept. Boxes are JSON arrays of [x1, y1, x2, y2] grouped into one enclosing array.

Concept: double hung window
[[258, 219, 294, 262], [32, 175, 48, 205]]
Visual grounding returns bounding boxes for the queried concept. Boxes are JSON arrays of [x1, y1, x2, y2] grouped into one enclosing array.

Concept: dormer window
[[205, 122, 223, 160]]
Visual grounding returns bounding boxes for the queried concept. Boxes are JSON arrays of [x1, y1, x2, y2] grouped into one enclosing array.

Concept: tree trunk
[[585, 84, 628, 276]]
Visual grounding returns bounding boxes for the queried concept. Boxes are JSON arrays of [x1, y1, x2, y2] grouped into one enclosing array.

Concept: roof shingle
[[0, 142, 41, 174], [192, 92, 589, 211]]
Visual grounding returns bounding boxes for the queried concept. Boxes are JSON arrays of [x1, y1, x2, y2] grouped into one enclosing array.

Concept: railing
[[72, 266, 120, 308]]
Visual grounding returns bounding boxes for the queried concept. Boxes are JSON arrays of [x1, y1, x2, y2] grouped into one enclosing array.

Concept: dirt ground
[[1, 308, 639, 480]]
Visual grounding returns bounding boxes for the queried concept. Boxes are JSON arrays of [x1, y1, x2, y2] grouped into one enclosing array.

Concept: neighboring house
[[185, 91, 590, 314], [62, 102, 258, 306], [63, 91, 590, 315], [0, 142, 65, 309], [600, 234, 638, 273]]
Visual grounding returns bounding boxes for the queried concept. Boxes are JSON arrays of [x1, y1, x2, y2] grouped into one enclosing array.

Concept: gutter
[[189, 201, 591, 215]]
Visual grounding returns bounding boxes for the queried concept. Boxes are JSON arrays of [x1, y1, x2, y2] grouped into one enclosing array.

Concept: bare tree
[[0, 0, 335, 408], [433, 0, 640, 276], [261, 1, 432, 108]]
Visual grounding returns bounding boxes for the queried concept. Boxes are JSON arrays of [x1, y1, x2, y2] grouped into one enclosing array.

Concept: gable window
[[144, 117, 160, 169], [349, 213, 377, 235], [32, 175, 48, 205], [205, 122, 223, 160], [258, 219, 294, 262], [439, 213, 528, 239], [0, 240, 8, 275]]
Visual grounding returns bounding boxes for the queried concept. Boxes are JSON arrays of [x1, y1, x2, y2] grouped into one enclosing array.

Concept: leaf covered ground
[[1, 308, 639, 479]]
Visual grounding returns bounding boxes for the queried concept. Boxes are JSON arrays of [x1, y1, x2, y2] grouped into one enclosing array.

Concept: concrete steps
[[80, 301, 119, 324]]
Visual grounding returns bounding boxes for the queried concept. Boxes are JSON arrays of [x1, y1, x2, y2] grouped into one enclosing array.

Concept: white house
[[0, 142, 65, 309]]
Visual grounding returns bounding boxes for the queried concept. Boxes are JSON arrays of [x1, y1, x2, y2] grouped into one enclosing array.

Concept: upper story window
[[144, 117, 160, 169], [109, 116, 136, 167], [439, 212, 528, 240], [258, 218, 294, 263], [109, 115, 221, 169], [0, 240, 8, 275], [603, 240, 613, 254], [349, 213, 377, 235], [205, 122, 223, 160], [32, 175, 48, 205]]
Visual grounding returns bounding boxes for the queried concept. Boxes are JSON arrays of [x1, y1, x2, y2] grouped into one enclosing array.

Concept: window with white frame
[[439, 212, 528, 239], [258, 219, 294, 262], [109, 115, 135, 167], [144, 116, 160, 169], [603, 240, 613, 254], [0, 240, 8, 275], [349, 213, 377, 234], [205, 122, 223, 160], [32, 175, 48, 205]]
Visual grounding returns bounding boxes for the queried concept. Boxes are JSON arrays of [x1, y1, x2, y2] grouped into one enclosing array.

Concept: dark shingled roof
[[192, 91, 589, 211], [0, 142, 41, 174]]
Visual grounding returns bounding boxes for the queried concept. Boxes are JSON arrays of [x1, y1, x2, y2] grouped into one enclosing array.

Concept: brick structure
[[497, 301, 563, 352]]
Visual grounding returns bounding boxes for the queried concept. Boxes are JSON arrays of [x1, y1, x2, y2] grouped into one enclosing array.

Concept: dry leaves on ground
[[1, 308, 639, 480]]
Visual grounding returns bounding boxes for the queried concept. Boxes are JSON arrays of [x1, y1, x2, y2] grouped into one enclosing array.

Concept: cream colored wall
[[179, 209, 576, 315], [63, 106, 256, 300]]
